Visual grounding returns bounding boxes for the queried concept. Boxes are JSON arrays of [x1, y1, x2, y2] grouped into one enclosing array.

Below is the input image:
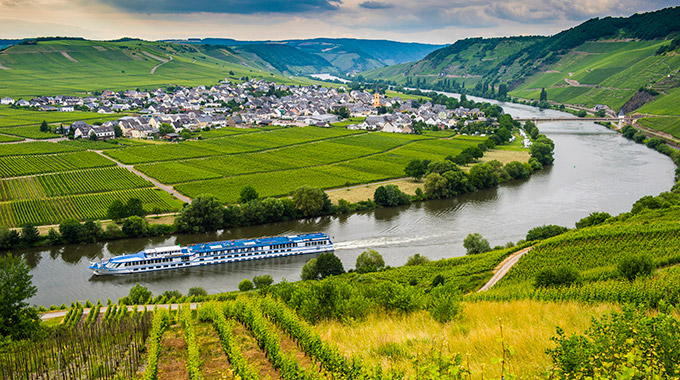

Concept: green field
[[0, 40, 329, 98], [637, 116, 680, 138], [636, 87, 680, 116]]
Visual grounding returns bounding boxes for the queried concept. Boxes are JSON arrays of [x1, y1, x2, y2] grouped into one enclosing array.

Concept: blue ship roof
[[190, 232, 329, 253], [109, 251, 146, 263]]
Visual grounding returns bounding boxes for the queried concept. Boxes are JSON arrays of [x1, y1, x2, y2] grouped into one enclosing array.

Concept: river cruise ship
[[89, 233, 333, 275]]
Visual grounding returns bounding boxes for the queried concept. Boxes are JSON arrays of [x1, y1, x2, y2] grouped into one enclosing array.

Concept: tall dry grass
[[314, 300, 617, 378]]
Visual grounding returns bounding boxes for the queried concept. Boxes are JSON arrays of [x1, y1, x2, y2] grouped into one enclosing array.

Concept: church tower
[[373, 87, 381, 107]]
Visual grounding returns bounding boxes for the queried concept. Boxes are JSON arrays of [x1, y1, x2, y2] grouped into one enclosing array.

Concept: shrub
[[316, 252, 344, 279], [252, 274, 274, 289], [428, 287, 462, 323], [575, 212, 611, 229], [618, 254, 654, 281], [188, 287, 208, 297], [355, 249, 385, 273], [238, 279, 254, 292], [301, 258, 318, 281], [125, 283, 152, 304], [406, 253, 429, 266], [534, 266, 581, 288], [526, 224, 568, 241]]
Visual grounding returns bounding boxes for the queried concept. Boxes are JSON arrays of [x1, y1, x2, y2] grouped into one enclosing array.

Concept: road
[[93, 150, 192, 203], [478, 247, 532, 292]]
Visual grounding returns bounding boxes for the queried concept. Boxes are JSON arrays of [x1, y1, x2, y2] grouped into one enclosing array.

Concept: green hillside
[[235, 43, 339, 75], [363, 7, 680, 114], [0, 38, 325, 98], [171, 37, 446, 74]]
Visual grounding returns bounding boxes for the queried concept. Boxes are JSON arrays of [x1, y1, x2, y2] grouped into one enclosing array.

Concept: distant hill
[[363, 6, 680, 113], [0, 39, 23, 51], [0, 38, 327, 98], [165, 38, 445, 74]]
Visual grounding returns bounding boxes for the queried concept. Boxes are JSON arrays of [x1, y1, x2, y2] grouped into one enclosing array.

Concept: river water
[[19, 99, 676, 306]]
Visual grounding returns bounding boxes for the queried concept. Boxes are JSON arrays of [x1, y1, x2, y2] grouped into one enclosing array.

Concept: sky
[[0, 0, 677, 44]]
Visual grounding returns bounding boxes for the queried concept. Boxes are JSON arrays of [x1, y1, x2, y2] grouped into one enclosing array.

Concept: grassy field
[[116, 126, 487, 203], [0, 40, 330, 98]]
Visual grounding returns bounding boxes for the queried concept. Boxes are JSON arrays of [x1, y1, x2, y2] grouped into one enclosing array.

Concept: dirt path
[[196, 323, 236, 380], [147, 54, 172, 74], [478, 247, 532, 292], [158, 324, 190, 380], [92, 150, 192, 203], [0, 64, 9, 70], [233, 322, 281, 379], [61, 51, 78, 62]]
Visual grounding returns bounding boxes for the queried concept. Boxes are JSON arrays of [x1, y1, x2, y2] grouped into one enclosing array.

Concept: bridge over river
[[514, 116, 630, 123]]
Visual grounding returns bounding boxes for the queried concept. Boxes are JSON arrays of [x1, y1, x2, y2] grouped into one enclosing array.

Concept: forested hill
[[363, 6, 680, 113], [165, 37, 446, 73]]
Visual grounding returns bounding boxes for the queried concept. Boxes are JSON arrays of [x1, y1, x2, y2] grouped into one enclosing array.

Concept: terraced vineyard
[[0, 151, 115, 178]]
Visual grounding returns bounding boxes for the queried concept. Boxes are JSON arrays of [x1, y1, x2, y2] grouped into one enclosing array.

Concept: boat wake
[[334, 233, 450, 250]]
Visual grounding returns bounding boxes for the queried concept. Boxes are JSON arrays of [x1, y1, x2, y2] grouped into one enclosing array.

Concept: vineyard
[[0, 188, 182, 227], [114, 126, 486, 203], [0, 151, 115, 178]]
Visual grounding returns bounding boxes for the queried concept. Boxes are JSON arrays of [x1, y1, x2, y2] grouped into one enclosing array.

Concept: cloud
[[359, 1, 393, 9], [107, 0, 343, 14]]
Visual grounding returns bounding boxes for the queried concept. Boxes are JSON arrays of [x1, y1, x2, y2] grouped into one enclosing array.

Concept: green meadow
[[0, 40, 328, 99]]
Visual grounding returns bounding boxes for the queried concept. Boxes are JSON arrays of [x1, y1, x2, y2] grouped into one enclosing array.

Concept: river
[[20, 99, 676, 306]]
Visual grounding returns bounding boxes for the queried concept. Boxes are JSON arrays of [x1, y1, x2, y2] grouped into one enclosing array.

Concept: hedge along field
[[134, 132, 425, 184], [175, 135, 488, 203], [0, 188, 182, 227], [0, 167, 152, 201], [0, 151, 115, 178], [0, 141, 84, 156]]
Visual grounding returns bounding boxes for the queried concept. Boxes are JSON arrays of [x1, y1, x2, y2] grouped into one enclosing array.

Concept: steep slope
[[363, 6, 680, 112]]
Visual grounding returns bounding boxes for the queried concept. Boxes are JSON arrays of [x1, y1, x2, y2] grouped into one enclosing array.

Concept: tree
[[618, 254, 654, 281], [158, 122, 174, 134], [504, 161, 531, 179], [89, 131, 98, 141], [463, 233, 491, 255], [301, 258, 318, 280], [39, 120, 49, 133], [59, 219, 84, 244], [406, 253, 430, 266], [252, 274, 274, 289], [21, 224, 40, 246], [497, 83, 508, 98], [175, 195, 224, 233], [113, 125, 123, 138], [424, 172, 449, 199], [125, 283, 152, 304], [373, 185, 410, 207], [469, 163, 499, 189], [122, 216, 148, 237], [181, 129, 192, 140], [0, 256, 39, 339], [239, 279, 254, 291], [292, 186, 329, 217], [355, 249, 385, 273], [82, 221, 102, 243], [316, 252, 344, 278], [188, 287, 208, 297], [238, 186, 259, 203], [539, 88, 547, 102], [405, 159, 426, 180], [126, 198, 145, 217], [107, 200, 127, 220], [530, 141, 554, 166]]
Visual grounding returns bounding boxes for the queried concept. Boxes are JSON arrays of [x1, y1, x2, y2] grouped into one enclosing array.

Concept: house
[[1, 97, 15, 105], [74, 124, 115, 141], [16, 99, 30, 107], [59, 106, 75, 112]]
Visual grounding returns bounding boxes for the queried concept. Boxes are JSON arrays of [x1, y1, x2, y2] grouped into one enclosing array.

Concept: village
[[0, 79, 489, 141]]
